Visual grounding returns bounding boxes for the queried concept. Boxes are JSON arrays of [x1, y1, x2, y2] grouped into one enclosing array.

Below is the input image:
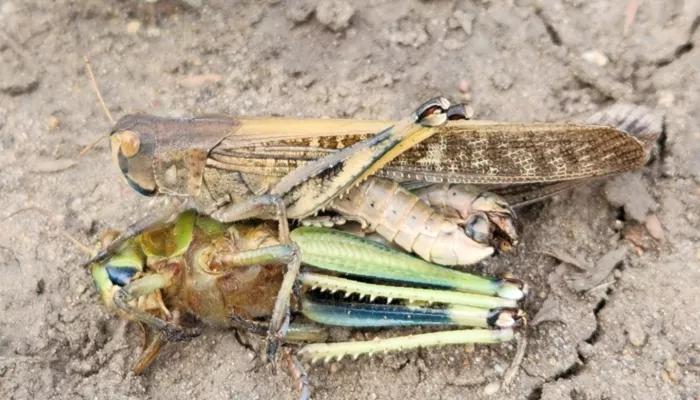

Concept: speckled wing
[[209, 116, 649, 187], [483, 104, 663, 206], [378, 121, 646, 184]]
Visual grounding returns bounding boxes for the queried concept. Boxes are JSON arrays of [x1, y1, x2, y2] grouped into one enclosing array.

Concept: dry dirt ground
[[1, 1, 699, 399]]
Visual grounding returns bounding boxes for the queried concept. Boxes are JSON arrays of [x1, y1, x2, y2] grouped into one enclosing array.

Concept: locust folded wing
[[209, 104, 662, 207]]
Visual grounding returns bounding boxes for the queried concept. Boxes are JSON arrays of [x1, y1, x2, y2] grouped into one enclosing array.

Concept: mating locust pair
[[85, 81, 658, 398]]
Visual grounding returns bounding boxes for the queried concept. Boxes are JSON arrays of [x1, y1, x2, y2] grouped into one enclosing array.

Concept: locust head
[[110, 114, 160, 197], [109, 113, 234, 199]]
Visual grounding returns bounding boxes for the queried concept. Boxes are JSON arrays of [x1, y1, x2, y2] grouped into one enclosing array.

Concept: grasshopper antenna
[[80, 56, 114, 159], [1, 207, 93, 256]]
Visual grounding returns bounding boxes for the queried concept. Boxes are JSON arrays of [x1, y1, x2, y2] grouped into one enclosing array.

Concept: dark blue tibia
[[302, 298, 453, 327]]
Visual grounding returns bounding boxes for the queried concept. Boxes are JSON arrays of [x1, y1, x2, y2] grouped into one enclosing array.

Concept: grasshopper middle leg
[[211, 241, 302, 368]]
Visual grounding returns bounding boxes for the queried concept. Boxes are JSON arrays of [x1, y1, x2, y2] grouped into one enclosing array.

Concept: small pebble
[[286, 1, 314, 24], [613, 219, 625, 231], [316, 0, 355, 32], [665, 358, 682, 382], [126, 20, 141, 35], [577, 341, 595, 359], [657, 91, 675, 108], [1, 2, 17, 15], [483, 382, 500, 395], [458, 79, 470, 94], [581, 50, 609, 66], [645, 213, 664, 240], [146, 26, 161, 37], [47, 115, 59, 131], [661, 370, 673, 384], [453, 10, 474, 36], [179, 74, 223, 89], [443, 38, 465, 50], [491, 72, 513, 91], [626, 322, 646, 347], [75, 283, 87, 295], [447, 16, 461, 30]]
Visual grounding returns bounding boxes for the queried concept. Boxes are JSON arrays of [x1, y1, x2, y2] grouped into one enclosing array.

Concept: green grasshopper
[[90, 210, 527, 400]]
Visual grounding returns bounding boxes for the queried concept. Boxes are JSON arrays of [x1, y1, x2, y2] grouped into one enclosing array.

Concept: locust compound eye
[[109, 128, 157, 196], [465, 213, 492, 245], [118, 130, 141, 158]]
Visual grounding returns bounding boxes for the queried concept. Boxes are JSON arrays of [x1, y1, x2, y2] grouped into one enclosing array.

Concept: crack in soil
[[524, 288, 611, 399], [534, 7, 563, 47], [656, 15, 699, 67]]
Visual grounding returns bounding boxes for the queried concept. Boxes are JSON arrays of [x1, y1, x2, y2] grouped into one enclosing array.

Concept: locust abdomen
[[330, 178, 496, 265]]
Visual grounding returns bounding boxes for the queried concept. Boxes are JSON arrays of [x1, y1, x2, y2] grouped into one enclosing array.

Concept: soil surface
[[1, 1, 699, 399]]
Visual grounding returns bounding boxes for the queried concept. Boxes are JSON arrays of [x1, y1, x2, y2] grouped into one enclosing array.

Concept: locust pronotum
[[81, 58, 657, 366], [86, 210, 527, 400]]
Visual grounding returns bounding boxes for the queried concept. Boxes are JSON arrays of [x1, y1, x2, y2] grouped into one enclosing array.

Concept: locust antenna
[[1, 207, 93, 256], [78, 135, 109, 159], [84, 56, 114, 123], [80, 56, 114, 158]]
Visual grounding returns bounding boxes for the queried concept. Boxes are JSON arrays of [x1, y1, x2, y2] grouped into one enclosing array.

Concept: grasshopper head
[[90, 230, 145, 309], [110, 114, 159, 197]]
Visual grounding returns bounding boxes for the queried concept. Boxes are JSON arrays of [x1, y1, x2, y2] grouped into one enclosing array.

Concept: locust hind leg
[[269, 97, 454, 220]]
